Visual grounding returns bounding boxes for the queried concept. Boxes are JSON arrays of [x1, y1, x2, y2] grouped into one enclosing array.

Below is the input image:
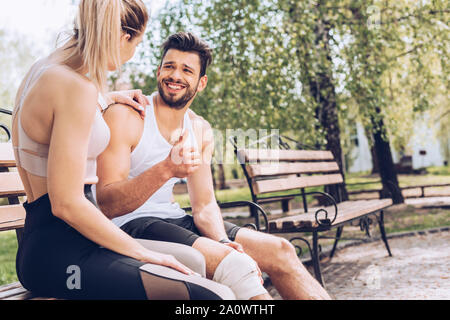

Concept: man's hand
[[106, 90, 150, 119], [223, 241, 244, 253], [164, 130, 201, 178], [221, 241, 264, 285]]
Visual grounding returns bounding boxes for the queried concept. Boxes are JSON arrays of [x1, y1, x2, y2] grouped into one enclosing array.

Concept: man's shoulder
[[188, 110, 214, 151], [188, 109, 212, 132], [104, 103, 143, 125], [102, 103, 144, 146]]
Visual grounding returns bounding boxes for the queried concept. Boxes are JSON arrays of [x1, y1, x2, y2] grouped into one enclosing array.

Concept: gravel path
[[266, 229, 450, 300]]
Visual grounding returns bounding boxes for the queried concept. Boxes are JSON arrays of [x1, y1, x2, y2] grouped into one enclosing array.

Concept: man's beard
[[158, 78, 199, 110]]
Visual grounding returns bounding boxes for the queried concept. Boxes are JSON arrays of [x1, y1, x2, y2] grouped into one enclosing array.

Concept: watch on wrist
[[219, 238, 232, 244]]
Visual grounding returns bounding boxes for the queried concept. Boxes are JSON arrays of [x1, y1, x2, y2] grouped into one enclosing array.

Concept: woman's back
[[12, 57, 108, 203]]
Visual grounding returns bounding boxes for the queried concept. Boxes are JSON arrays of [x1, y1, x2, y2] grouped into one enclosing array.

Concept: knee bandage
[[213, 250, 267, 300]]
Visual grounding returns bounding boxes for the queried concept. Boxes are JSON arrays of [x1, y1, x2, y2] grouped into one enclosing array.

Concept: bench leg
[[329, 226, 344, 260], [281, 199, 291, 213], [249, 206, 260, 231], [377, 211, 392, 257], [312, 231, 325, 287]]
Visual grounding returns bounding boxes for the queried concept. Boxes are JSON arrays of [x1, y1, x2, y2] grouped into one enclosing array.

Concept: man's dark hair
[[161, 32, 213, 77]]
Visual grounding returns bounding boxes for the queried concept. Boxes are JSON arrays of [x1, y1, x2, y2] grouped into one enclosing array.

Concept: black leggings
[[121, 215, 241, 247], [15, 193, 232, 300]]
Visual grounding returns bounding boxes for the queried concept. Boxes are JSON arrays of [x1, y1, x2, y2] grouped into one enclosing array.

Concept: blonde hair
[[64, 0, 148, 91]]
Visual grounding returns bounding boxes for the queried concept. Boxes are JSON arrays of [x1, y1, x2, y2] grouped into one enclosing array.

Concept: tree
[[282, 0, 350, 201], [339, 0, 449, 203], [127, 0, 448, 198], [0, 29, 38, 140]]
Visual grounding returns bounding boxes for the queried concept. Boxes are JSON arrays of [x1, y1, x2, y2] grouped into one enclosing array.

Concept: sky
[[0, 0, 172, 107], [0, 0, 167, 55]]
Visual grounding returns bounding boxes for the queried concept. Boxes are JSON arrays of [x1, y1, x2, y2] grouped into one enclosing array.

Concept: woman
[[12, 0, 234, 300]]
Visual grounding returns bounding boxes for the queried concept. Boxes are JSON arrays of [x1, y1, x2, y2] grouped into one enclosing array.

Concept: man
[[94, 32, 331, 300]]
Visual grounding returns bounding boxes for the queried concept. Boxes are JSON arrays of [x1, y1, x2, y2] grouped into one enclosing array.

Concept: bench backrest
[[0, 143, 26, 233], [236, 148, 344, 197]]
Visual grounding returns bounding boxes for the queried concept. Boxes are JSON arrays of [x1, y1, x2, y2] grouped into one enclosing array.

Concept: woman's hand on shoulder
[[105, 89, 149, 119]]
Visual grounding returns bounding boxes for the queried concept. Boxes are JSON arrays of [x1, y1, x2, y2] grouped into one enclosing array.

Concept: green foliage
[[127, 0, 448, 156], [0, 231, 18, 285], [0, 29, 38, 140]]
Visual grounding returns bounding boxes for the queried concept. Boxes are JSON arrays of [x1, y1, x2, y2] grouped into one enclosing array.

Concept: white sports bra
[[12, 60, 110, 184]]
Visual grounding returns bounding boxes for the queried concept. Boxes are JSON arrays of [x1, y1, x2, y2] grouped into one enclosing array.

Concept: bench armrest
[[182, 200, 270, 232], [0, 108, 12, 142], [303, 191, 339, 227], [0, 124, 11, 142]]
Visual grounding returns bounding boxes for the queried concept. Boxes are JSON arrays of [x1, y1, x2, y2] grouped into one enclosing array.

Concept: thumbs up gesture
[[165, 130, 201, 178]]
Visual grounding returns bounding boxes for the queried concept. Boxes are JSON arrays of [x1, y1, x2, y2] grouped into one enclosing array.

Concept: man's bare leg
[[192, 237, 272, 300], [234, 228, 332, 300]]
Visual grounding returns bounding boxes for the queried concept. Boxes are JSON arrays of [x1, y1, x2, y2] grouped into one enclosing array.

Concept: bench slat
[[0, 286, 29, 300], [269, 199, 393, 231], [0, 172, 25, 198], [238, 149, 335, 162], [257, 195, 296, 203], [0, 282, 23, 293], [0, 282, 54, 300], [5, 292, 35, 300], [269, 200, 368, 229], [0, 143, 16, 168], [253, 173, 344, 194], [247, 161, 340, 178], [0, 204, 25, 231]]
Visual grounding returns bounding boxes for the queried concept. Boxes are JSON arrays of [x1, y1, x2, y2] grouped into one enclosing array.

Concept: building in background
[[348, 117, 448, 173]]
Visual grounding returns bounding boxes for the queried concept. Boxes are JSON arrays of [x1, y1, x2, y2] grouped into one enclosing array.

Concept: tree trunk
[[347, 4, 403, 204], [217, 163, 227, 190], [307, 4, 349, 202], [372, 115, 404, 204], [370, 145, 380, 174], [211, 164, 217, 190]]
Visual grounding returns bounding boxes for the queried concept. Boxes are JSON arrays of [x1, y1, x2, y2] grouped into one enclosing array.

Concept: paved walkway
[[266, 228, 450, 300]]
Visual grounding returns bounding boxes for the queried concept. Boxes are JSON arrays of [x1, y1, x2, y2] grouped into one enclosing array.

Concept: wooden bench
[[0, 142, 56, 300], [231, 139, 394, 286], [347, 181, 450, 200]]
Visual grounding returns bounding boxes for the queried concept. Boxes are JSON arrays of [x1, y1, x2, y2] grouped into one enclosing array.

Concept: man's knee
[[262, 236, 299, 271], [277, 237, 297, 258]]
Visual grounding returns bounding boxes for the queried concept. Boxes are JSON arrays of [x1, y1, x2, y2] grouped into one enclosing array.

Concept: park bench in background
[[347, 181, 450, 200], [230, 135, 393, 286]]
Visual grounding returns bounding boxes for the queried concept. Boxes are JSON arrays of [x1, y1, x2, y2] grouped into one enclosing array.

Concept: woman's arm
[[46, 73, 193, 275]]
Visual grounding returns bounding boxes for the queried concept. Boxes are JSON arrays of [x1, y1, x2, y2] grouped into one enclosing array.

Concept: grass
[[427, 166, 450, 176], [0, 231, 18, 286]]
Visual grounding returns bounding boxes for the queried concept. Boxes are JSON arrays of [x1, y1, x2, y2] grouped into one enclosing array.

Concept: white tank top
[[109, 92, 199, 227]]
